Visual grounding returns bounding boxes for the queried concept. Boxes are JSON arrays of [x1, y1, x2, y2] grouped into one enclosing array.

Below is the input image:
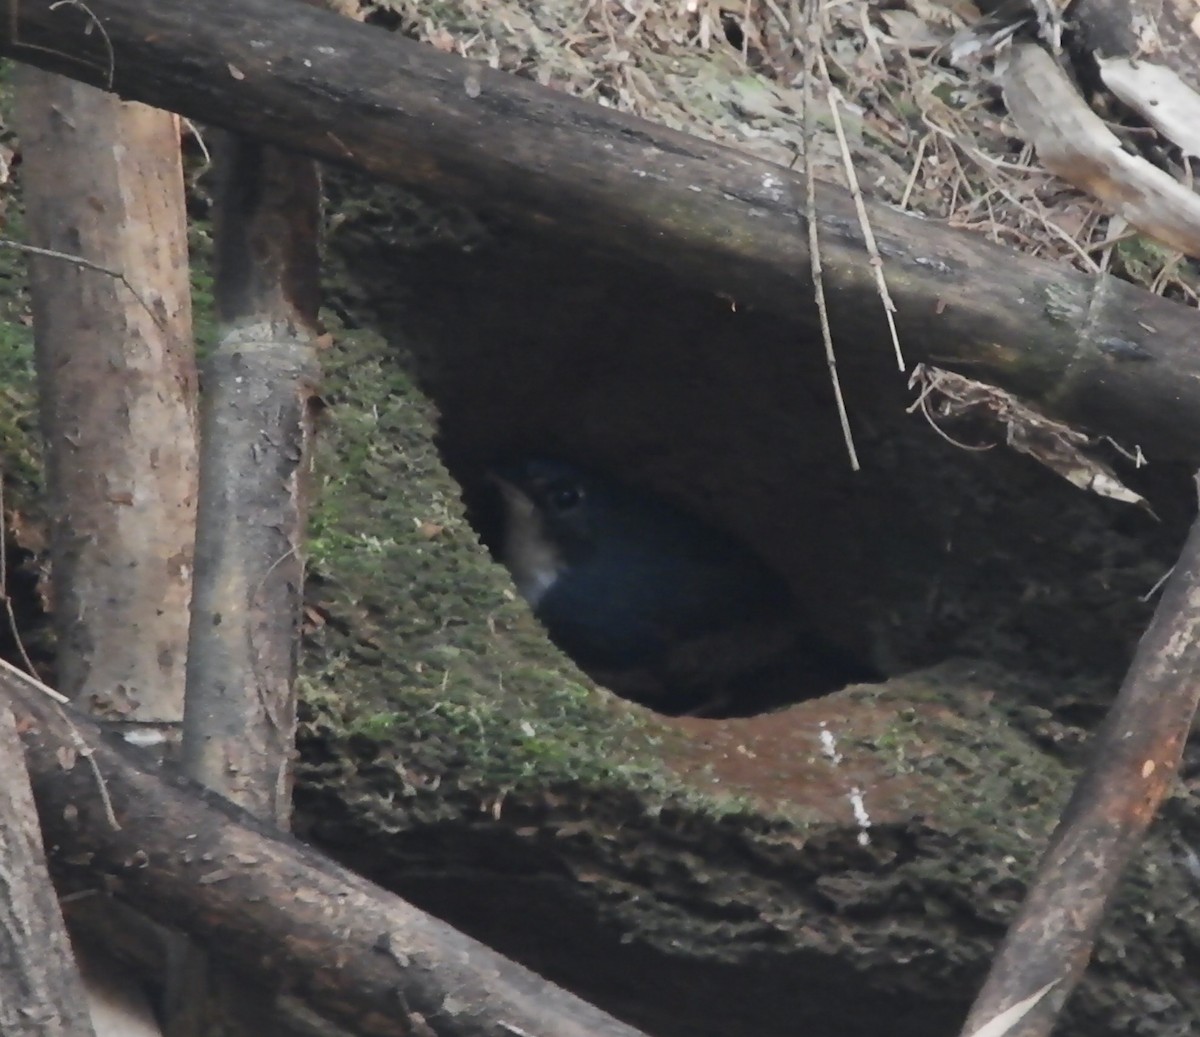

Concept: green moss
[[1113, 236, 1176, 286], [300, 325, 693, 807], [863, 675, 1072, 920], [187, 222, 218, 355], [0, 209, 43, 507], [298, 343, 1081, 849]]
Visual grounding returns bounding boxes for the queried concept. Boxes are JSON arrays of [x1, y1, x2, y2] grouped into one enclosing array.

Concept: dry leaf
[[416, 520, 445, 540], [909, 365, 1152, 512]]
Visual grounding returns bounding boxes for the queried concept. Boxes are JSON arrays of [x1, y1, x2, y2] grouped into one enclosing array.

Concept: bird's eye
[[546, 481, 583, 512]]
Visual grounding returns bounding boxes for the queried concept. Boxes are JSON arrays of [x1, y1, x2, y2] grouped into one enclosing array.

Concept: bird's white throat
[[494, 480, 564, 606]]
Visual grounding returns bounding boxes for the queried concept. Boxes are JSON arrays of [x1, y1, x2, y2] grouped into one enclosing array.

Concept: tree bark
[[182, 134, 321, 828], [13, 66, 198, 726], [0, 701, 97, 1037], [180, 129, 322, 1037], [1, 660, 650, 1037], [4, 0, 1200, 461], [15, 62, 200, 1037]]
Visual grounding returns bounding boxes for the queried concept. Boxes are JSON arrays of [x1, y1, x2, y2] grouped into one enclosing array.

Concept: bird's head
[[488, 458, 599, 606]]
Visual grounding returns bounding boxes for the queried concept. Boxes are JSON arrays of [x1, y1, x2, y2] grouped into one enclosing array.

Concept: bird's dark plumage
[[490, 458, 873, 715]]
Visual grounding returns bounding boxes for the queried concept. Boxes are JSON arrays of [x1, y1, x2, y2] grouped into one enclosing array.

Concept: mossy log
[[0, 216, 1190, 1037], [2, 3, 1198, 1032], [286, 332, 1200, 1037]]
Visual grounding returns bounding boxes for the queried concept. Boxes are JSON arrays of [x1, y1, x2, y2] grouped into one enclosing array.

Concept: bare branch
[[1002, 42, 1200, 258], [958, 475, 1200, 1037]]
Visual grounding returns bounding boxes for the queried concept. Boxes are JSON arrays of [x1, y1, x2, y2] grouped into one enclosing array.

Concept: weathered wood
[[4, 0, 1200, 460], [0, 660, 650, 1037], [0, 701, 97, 1037], [15, 62, 201, 1037], [1074, 0, 1200, 97], [1002, 42, 1200, 258], [181, 125, 322, 1037], [13, 64, 197, 726], [182, 133, 321, 828], [959, 476, 1200, 1037]]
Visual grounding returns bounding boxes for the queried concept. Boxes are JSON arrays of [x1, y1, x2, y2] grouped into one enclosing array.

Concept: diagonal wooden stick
[[0, 658, 650, 1037], [960, 475, 1200, 1037]]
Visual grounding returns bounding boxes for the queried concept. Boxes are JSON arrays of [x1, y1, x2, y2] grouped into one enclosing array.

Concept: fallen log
[[4, 0, 1200, 460], [0, 701, 97, 1037], [0, 660, 648, 1037]]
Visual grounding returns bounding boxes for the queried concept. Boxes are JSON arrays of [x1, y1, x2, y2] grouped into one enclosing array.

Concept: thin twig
[[47, 0, 115, 87], [900, 132, 932, 211], [1, 239, 167, 331], [813, 51, 904, 371], [906, 372, 995, 452], [799, 0, 859, 470], [10, 0, 115, 88], [0, 656, 120, 831]]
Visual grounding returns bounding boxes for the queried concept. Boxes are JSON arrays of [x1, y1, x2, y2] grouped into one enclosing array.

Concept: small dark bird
[[489, 457, 873, 716]]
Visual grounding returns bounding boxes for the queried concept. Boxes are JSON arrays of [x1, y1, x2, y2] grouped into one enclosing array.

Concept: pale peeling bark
[[1002, 43, 1200, 258], [15, 66, 198, 1037], [14, 68, 198, 726], [1074, 0, 1200, 98], [0, 702, 96, 1037]]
